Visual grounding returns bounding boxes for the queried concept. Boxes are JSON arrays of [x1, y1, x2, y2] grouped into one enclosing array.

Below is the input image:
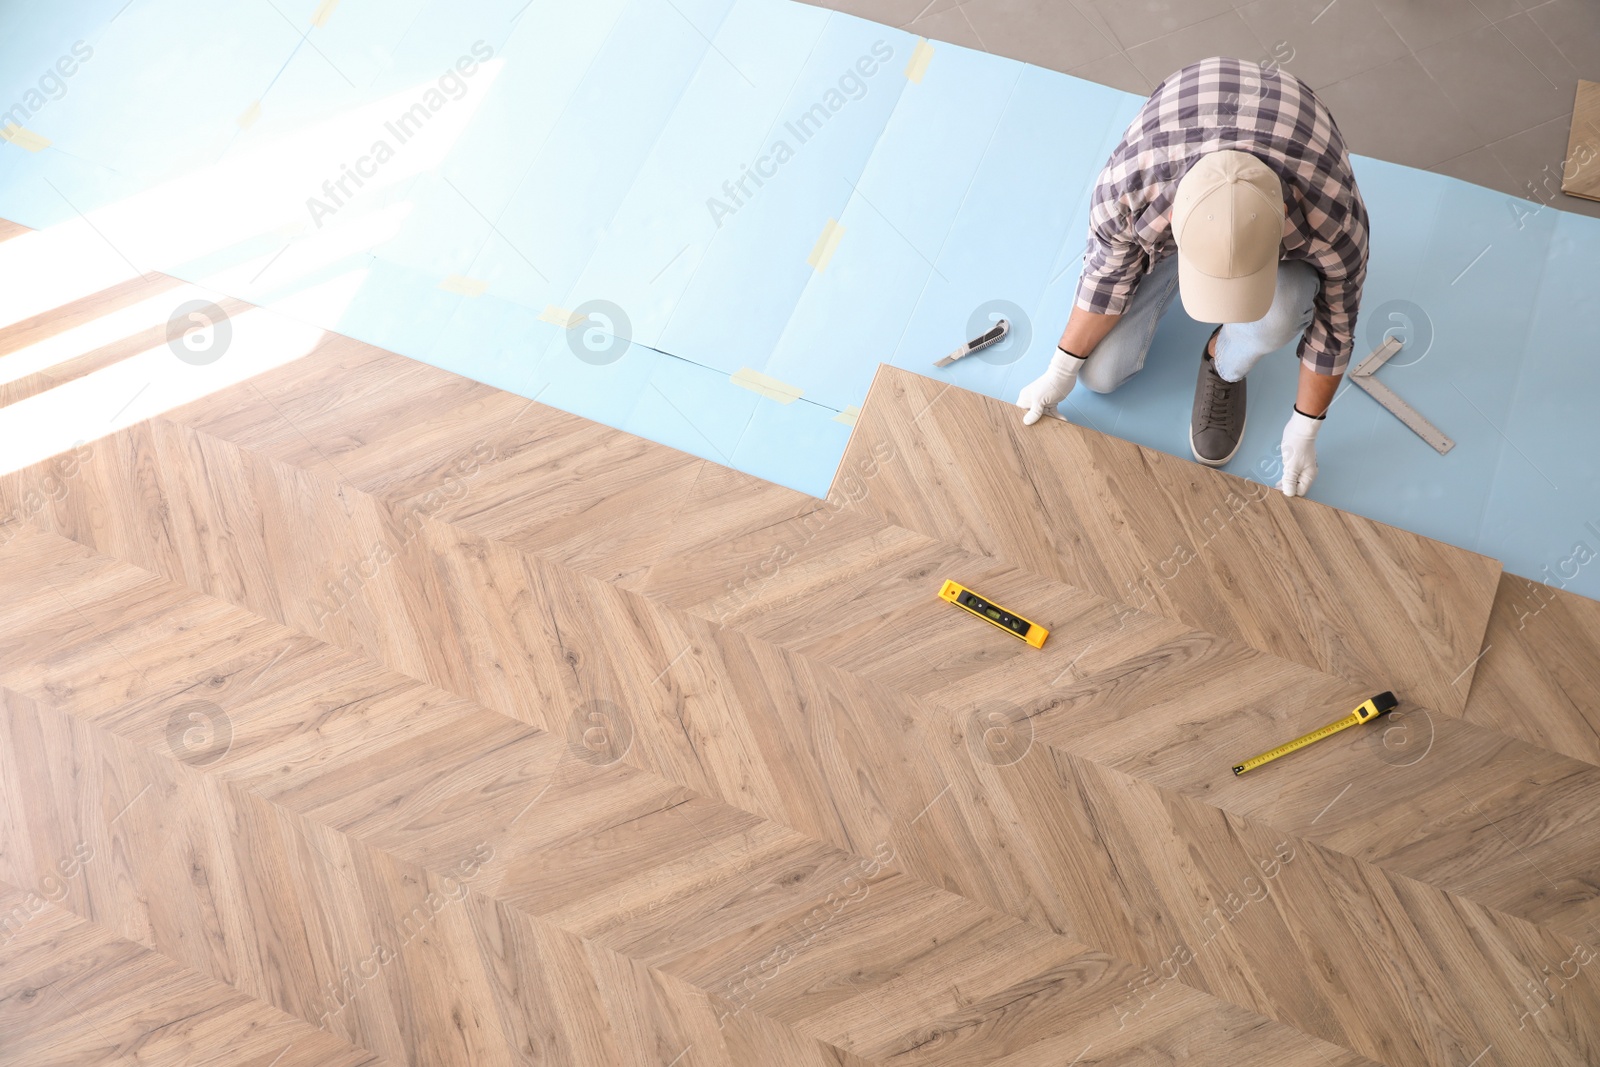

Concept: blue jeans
[[1076, 253, 1321, 393]]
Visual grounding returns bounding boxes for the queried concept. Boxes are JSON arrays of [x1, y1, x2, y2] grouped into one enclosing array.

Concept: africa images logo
[[306, 40, 496, 228], [705, 40, 895, 228]]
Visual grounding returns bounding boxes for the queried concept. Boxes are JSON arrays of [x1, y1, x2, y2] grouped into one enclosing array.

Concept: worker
[[1016, 56, 1369, 497]]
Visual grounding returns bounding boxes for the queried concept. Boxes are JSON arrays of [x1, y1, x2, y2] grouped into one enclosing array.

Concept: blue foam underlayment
[[2, 0, 1597, 600]]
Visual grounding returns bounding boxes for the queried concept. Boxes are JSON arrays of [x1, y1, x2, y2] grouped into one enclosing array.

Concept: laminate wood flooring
[[834, 365, 1503, 718], [1464, 574, 1600, 765], [1563, 80, 1600, 203], [2, 265, 1597, 1066]]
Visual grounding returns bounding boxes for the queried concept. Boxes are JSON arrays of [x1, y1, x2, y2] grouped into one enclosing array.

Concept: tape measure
[[1232, 692, 1398, 775], [938, 580, 1048, 648]]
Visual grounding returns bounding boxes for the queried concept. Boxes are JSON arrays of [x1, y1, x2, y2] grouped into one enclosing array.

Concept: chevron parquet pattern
[[2, 274, 1598, 1066]]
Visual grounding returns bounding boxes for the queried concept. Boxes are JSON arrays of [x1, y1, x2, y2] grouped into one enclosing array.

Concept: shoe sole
[[1190, 407, 1246, 467]]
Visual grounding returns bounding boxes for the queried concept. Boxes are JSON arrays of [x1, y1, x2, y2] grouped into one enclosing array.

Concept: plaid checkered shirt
[[1075, 56, 1370, 376]]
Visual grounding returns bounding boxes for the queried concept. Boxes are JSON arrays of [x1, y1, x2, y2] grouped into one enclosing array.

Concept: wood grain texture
[[0, 269, 185, 361], [2, 264, 1598, 1066], [834, 364, 1502, 718], [1463, 574, 1600, 765], [1, 290, 248, 408], [0, 526, 1376, 1067], [0, 880, 383, 1067], [2, 423, 1592, 1066], [1562, 80, 1600, 202]]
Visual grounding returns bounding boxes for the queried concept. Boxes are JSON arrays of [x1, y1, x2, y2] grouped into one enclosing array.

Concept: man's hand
[[1277, 408, 1323, 497], [1017, 348, 1089, 426]]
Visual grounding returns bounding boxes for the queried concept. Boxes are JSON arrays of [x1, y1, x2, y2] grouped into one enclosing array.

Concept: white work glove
[[1017, 347, 1089, 426], [1277, 408, 1323, 497]]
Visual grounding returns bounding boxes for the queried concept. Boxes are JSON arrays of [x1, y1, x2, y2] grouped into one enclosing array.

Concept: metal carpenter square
[[1352, 374, 1455, 454], [1350, 337, 1454, 454]]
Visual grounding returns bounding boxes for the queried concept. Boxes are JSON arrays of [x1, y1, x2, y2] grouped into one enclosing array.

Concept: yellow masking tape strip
[[539, 305, 584, 328], [311, 0, 341, 27], [807, 218, 844, 272], [439, 274, 488, 297], [731, 368, 802, 404], [0, 124, 50, 152], [237, 100, 262, 129], [833, 405, 860, 426], [905, 40, 934, 83]]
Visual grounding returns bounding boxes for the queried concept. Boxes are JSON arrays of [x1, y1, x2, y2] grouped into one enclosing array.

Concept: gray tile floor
[[806, 0, 1600, 219]]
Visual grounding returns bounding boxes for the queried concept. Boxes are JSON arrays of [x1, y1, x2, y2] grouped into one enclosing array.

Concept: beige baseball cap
[[1171, 150, 1285, 323]]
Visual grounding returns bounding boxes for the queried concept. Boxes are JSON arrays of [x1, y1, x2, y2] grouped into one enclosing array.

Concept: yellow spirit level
[[1232, 692, 1398, 775], [938, 580, 1048, 648]]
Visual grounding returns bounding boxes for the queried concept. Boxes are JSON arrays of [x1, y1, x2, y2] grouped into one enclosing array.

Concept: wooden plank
[[0, 269, 186, 359], [834, 364, 1501, 717], [3, 292, 251, 409], [0, 881, 386, 1067], [1562, 80, 1600, 202], [1464, 573, 1600, 765]]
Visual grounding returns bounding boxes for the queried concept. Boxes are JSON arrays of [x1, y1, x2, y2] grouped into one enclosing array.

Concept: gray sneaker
[[1190, 335, 1246, 467]]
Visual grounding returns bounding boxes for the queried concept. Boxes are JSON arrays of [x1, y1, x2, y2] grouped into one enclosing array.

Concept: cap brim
[[1177, 252, 1277, 324]]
